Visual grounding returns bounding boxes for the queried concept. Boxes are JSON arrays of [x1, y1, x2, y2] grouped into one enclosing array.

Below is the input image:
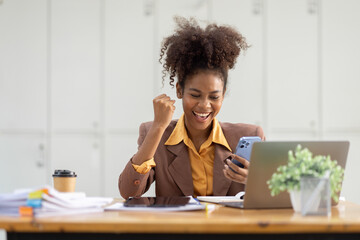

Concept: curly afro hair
[[159, 16, 249, 90]]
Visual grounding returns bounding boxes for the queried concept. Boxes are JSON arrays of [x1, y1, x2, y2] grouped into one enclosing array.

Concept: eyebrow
[[189, 88, 221, 94]]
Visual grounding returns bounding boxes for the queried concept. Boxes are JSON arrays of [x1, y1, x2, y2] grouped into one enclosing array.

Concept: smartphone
[[231, 136, 262, 168]]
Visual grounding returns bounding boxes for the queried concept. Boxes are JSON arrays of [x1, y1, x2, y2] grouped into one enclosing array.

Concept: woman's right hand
[[223, 155, 249, 184], [153, 94, 176, 129]]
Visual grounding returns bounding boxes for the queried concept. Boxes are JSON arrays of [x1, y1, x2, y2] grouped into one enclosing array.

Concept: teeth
[[194, 111, 210, 117]]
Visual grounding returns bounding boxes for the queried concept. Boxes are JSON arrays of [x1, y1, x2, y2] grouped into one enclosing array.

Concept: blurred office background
[[1, 0, 359, 204]]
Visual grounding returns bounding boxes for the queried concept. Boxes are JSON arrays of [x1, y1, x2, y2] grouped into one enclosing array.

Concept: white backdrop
[[1, 0, 360, 208]]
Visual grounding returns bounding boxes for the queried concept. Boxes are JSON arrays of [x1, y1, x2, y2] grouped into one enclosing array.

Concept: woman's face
[[176, 71, 225, 135]]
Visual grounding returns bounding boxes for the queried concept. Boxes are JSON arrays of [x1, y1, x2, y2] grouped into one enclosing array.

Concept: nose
[[198, 97, 211, 109]]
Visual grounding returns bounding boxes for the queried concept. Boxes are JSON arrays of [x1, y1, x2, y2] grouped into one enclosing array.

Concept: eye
[[210, 96, 220, 100], [191, 94, 200, 98]]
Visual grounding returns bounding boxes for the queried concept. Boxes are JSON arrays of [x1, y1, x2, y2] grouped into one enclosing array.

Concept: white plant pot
[[289, 190, 301, 213]]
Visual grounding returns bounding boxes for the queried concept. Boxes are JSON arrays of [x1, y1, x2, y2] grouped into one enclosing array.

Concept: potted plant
[[267, 145, 344, 212]]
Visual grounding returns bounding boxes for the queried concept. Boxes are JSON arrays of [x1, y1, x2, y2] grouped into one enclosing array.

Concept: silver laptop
[[222, 141, 350, 209]]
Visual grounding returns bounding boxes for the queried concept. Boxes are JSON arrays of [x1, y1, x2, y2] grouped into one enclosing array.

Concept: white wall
[[0, 0, 360, 212], [0, 230, 5, 240]]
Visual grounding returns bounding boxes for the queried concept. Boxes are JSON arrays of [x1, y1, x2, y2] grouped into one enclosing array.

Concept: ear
[[176, 82, 183, 99]]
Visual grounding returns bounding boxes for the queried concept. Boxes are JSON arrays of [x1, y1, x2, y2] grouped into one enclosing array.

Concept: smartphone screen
[[124, 196, 190, 207]]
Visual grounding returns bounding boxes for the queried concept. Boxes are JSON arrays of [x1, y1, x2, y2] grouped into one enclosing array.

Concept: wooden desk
[[1, 201, 360, 240]]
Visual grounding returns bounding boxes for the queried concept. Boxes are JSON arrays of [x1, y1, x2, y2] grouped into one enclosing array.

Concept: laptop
[[221, 141, 350, 209]]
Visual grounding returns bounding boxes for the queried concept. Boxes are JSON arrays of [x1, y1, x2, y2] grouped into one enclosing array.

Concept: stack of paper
[[0, 191, 28, 216], [0, 186, 113, 217]]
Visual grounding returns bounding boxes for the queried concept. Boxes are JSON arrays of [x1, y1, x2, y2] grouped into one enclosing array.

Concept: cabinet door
[[323, 133, 360, 204], [104, 134, 143, 198], [266, 0, 319, 135], [51, 0, 101, 131], [105, 0, 155, 131], [0, 135, 46, 193], [322, 0, 360, 132], [0, 0, 47, 131], [50, 135, 101, 196], [211, 0, 264, 126], [156, 0, 210, 120]]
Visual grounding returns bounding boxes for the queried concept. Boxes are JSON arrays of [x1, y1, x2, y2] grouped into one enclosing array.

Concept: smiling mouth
[[193, 111, 211, 120]]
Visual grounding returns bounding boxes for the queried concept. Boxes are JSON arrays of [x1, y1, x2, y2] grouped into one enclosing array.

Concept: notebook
[[221, 141, 350, 209]]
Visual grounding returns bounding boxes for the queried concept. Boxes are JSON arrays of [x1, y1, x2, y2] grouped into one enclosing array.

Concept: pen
[[205, 203, 209, 217], [193, 197, 210, 216], [193, 196, 200, 204]]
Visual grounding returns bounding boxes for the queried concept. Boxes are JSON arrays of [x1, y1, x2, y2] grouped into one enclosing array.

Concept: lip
[[192, 111, 212, 122]]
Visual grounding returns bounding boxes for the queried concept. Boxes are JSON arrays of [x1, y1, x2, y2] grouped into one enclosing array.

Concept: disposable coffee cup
[[52, 169, 77, 192]]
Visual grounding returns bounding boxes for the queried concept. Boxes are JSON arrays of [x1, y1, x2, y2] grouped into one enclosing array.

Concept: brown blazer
[[118, 120, 265, 199]]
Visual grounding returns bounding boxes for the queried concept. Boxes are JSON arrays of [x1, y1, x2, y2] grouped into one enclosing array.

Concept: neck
[[184, 120, 213, 151]]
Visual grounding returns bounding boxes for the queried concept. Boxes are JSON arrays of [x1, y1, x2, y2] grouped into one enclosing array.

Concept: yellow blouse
[[132, 114, 231, 196]]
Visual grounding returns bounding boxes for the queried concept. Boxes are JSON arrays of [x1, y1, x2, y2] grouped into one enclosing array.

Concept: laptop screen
[[243, 141, 349, 209]]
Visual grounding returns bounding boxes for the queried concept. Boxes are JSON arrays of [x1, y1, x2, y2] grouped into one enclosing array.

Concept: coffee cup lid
[[52, 169, 77, 177]]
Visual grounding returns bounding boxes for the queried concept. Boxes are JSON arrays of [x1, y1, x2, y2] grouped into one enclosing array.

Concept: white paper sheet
[[196, 196, 243, 204]]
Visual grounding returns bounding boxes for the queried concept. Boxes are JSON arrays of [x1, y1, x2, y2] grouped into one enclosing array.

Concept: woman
[[119, 17, 265, 199]]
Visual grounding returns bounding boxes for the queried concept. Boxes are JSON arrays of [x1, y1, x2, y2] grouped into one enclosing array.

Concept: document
[[0, 186, 113, 217], [196, 192, 245, 204]]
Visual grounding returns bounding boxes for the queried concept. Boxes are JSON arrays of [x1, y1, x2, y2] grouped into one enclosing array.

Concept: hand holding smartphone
[[232, 136, 262, 168]]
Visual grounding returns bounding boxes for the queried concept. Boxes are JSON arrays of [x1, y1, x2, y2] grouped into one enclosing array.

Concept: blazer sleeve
[[118, 122, 156, 199]]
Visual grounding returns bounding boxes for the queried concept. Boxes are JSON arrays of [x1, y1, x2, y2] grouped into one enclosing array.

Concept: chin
[[192, 118, 213, 131], [184, 112, 214, 131]]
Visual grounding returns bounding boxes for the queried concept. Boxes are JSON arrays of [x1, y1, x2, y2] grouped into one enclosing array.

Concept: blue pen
[[192, 196, 201, 205]]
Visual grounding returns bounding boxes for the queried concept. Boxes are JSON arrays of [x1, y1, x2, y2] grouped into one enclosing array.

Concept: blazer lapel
[[166, 143, 194, 196], [213, 144, 233, 196]]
